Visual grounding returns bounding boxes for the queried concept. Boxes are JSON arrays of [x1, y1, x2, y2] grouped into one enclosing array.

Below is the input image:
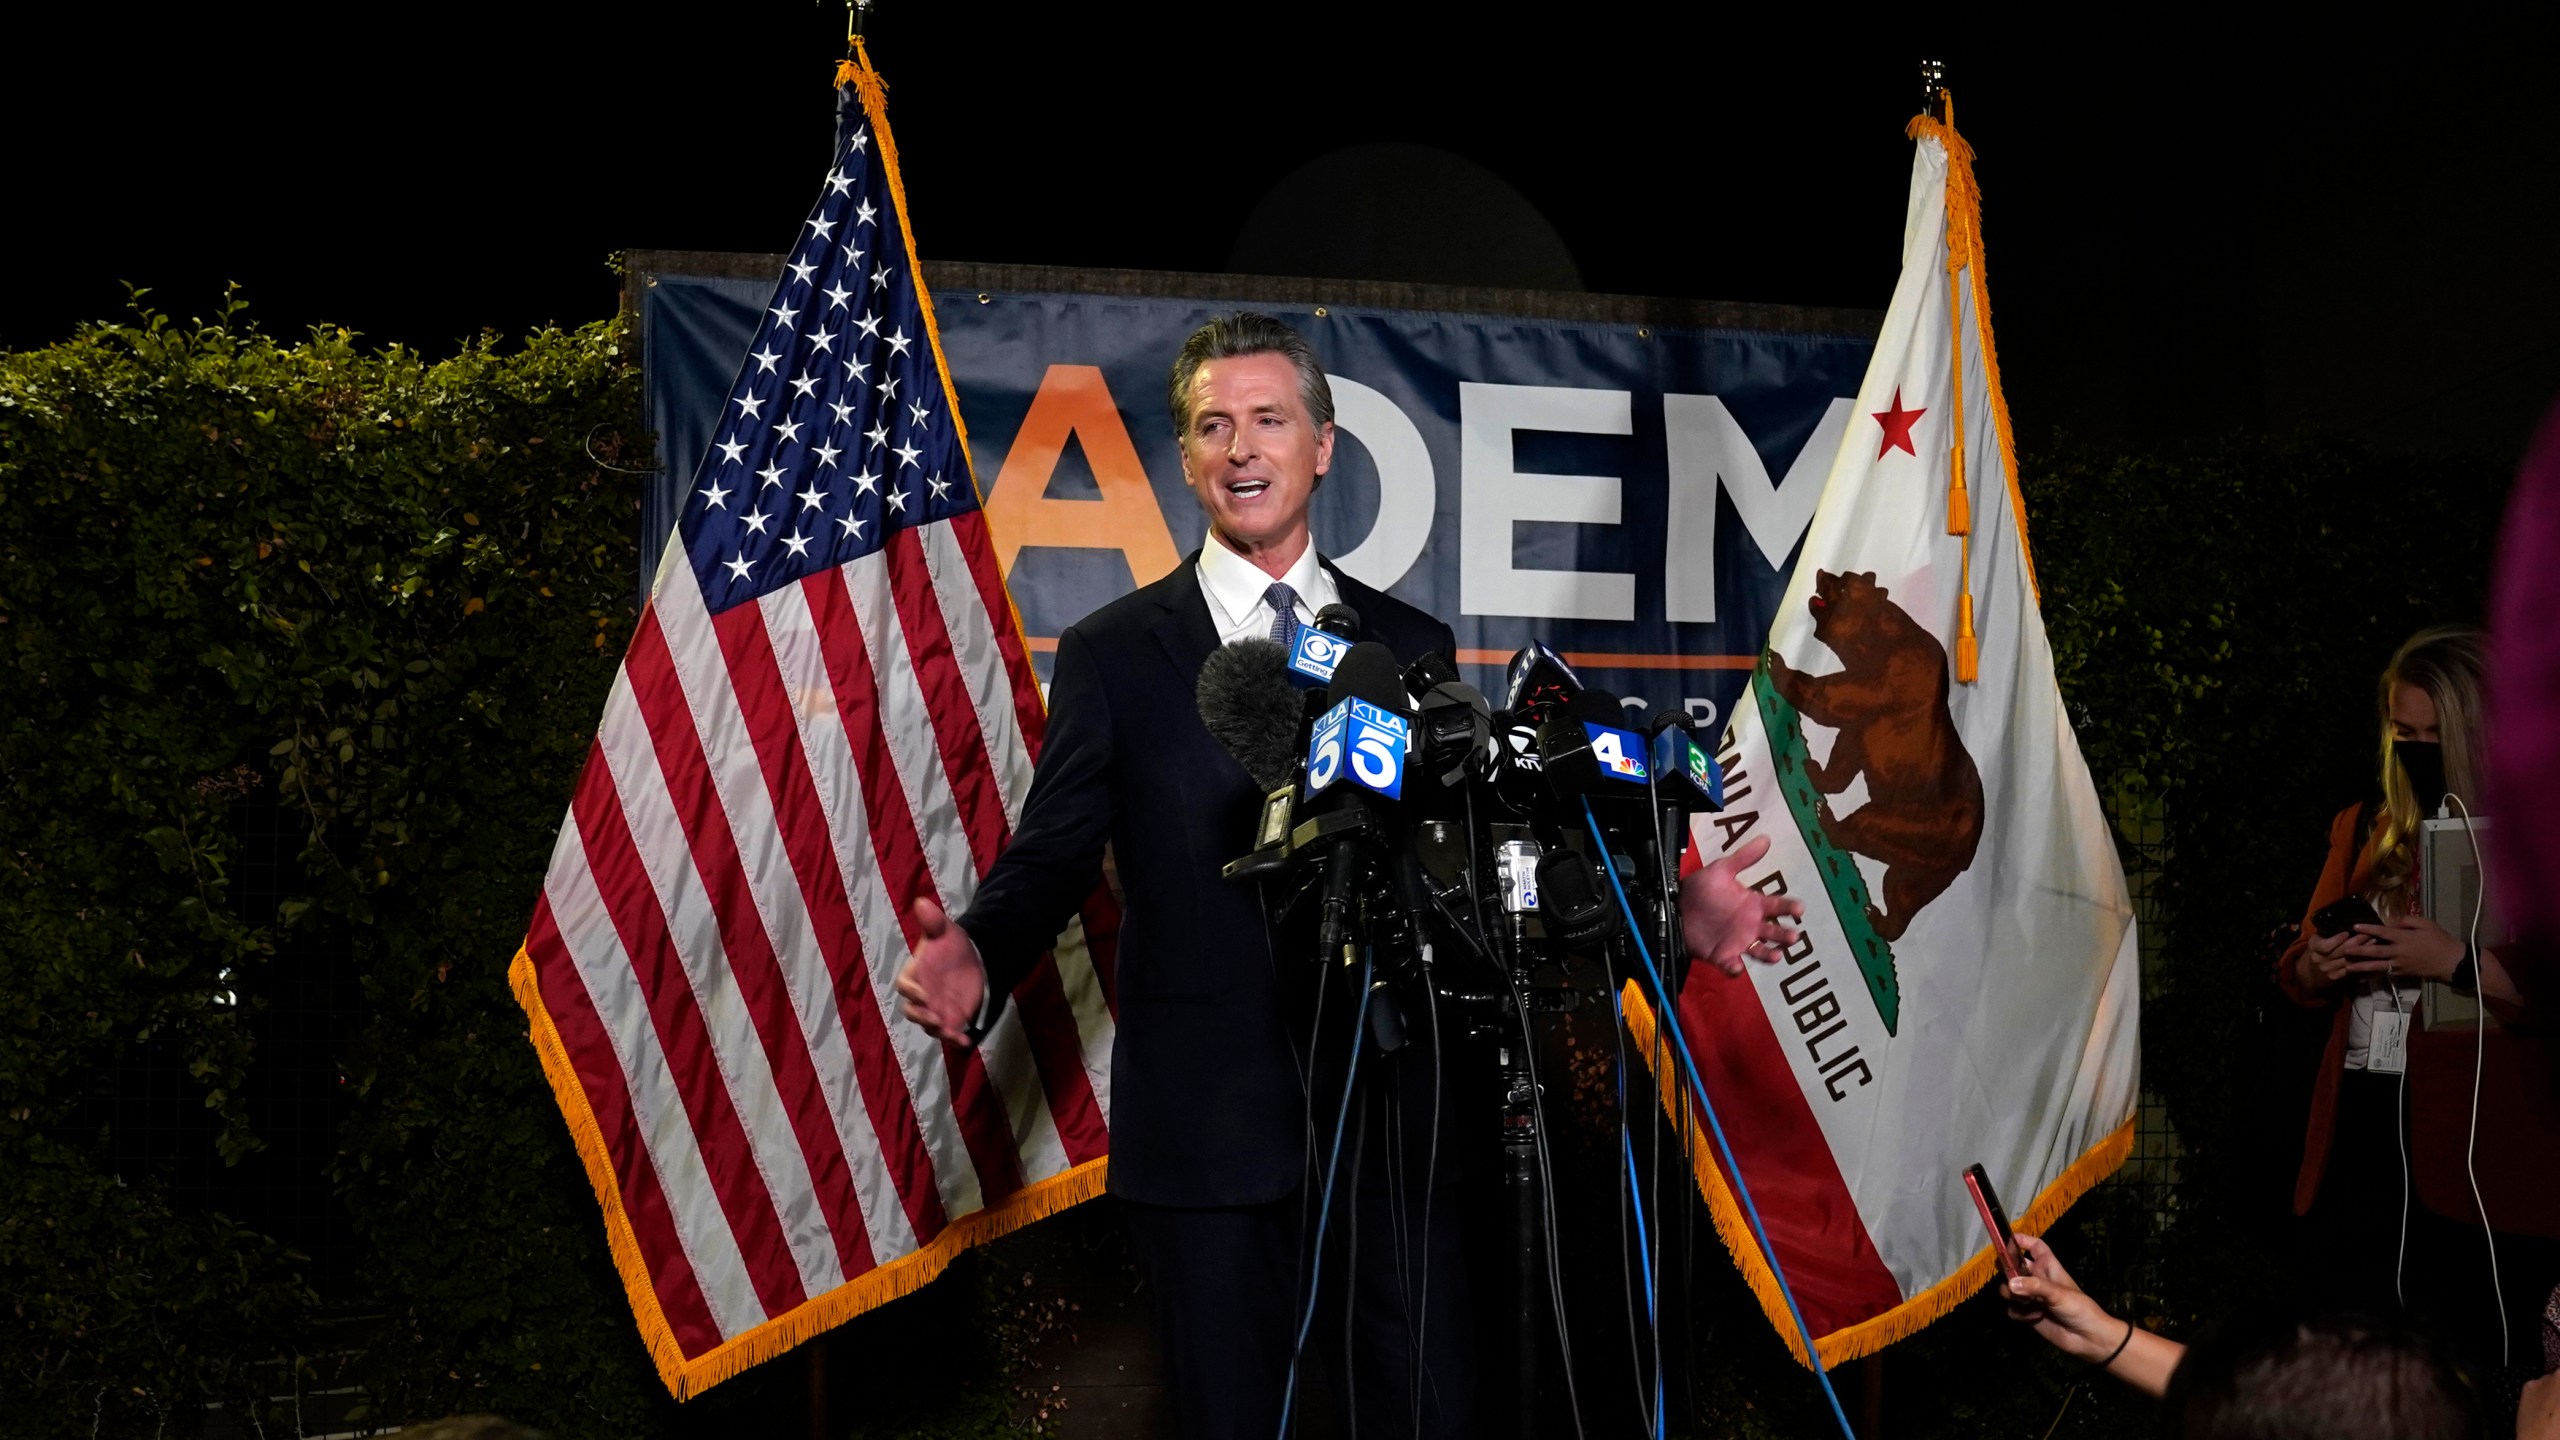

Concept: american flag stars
[[677, 119, 975, 616]]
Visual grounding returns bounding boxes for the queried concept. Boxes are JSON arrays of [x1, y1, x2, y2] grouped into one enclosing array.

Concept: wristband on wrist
[[2451, 945, 2478, 992], [2094, 1318, 2135, 1369]]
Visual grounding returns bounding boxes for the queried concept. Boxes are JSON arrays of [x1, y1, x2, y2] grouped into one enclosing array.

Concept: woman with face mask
[[2275, 624, 2560, 1399]]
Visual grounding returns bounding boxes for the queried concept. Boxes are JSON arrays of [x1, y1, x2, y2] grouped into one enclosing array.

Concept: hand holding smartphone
[[1964, 1162, 2025, 1283], [2312, 895, 2382, 940]]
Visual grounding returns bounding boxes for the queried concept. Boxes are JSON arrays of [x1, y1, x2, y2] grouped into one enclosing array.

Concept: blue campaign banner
[[638, 272, 1872, 730]]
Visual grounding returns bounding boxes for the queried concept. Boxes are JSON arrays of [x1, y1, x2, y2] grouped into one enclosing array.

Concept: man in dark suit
[[896, 314, 1800, 1438]]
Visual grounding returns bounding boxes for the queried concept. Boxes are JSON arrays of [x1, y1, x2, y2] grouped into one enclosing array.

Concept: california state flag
[[1629, 106, 2140, 1365]]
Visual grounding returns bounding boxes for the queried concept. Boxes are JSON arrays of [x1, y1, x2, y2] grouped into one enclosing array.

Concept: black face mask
[[2395, 739, 2447, 816]]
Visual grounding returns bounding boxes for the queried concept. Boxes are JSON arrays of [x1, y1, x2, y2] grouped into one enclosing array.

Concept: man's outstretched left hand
[[1677, 834, 1804, 976]]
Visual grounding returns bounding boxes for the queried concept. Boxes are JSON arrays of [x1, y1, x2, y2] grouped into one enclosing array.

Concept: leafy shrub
[[0, 297, 660, 1435]]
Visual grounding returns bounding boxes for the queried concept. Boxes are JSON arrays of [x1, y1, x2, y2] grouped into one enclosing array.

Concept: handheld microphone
[[1286, 603, 1362, 689], [1504, 639, 1584, 713], [1412, 674, 1492, 789], [1308, 642, 1413, 962]]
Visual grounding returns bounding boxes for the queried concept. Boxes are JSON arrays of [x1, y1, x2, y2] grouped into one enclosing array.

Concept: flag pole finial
[[835, 6, 888, 106]]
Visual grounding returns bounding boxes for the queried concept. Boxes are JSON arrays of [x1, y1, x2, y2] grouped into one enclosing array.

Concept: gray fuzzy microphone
[[1195, 638, 1303, 793]]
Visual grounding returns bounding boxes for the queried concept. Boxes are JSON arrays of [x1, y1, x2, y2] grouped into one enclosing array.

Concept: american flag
[[511, 60, 1116, 1398]]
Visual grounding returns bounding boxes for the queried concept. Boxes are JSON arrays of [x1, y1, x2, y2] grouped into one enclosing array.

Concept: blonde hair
[[2369, 625, 2486, 917]]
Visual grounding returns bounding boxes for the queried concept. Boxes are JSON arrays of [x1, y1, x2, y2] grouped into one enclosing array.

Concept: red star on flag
[[1872, 387, 1926, 459]]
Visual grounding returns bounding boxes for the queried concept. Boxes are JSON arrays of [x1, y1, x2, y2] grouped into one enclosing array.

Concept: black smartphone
[[2312, 895, 2382, 939], [1963, 1163, 2025, 1283]]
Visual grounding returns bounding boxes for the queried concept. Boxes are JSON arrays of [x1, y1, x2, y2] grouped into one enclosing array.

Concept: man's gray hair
[[1166, 312, 1335, 439]]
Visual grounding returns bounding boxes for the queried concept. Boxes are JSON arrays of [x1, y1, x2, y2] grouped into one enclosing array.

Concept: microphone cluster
[[1197, 619, 1726, 1002]]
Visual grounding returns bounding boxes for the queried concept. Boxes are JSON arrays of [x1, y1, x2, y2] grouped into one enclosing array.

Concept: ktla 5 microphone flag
[[1626, 106, 2140, 1366], [507, 45, 1115, 1400]]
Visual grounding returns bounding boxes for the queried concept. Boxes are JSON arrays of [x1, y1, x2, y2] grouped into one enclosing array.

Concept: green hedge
[[0, 300, 2513, 1437], [0, 300, 668, 1436]]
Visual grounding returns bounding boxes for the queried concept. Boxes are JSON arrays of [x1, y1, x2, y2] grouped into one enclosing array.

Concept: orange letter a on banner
[[982, 365, 1181, 588]]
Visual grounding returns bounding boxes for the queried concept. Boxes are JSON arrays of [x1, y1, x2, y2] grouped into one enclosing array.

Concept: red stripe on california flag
[[945, 511, 1047, 758], [1007, 954, 1109, 1165], [569, 742, 810, 1317], [884, 528, 1007, 875], [711, 599, 950, 1244], [527, 892, 725, 1356], [1674, 965, 1903, 1335], [802, 565, 1028, 1203], [626, 612, 877, 1282]]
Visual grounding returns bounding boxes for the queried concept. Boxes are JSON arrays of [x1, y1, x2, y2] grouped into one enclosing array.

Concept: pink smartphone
[[1963, 1163, 2025, 1283]]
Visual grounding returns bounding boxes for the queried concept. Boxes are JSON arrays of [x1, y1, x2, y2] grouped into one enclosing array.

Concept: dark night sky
[[5, 9, 2554, 459]]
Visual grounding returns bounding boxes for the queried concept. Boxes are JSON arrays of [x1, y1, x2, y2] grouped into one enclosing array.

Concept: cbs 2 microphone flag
[[508, 47, 1116, 1399], [1626, 106, 2140, 1365]]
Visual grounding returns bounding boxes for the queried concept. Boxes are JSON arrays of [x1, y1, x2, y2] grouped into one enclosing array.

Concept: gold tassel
[[837, 37, 890, 114], [1954, 593, 1979, 683], [1946, 443, 1971, 537]]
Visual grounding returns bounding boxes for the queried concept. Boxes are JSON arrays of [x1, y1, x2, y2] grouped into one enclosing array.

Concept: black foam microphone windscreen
[[1312, 602, 1361, 638], [1401, 649, 1460, 697], [1324, 641, 1412, 712], [1195, 638, 1302, 792]]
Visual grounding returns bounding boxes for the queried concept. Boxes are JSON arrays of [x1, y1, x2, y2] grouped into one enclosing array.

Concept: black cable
[[1644, 765, 1675, 1433], [1277, 954, 1373, 1440], [1497, 953, 1587, 1440], [1415, 951, 1443, 1435], [1678, 1024, 1701, 1433], [1345, 1102, 1369, 1429], [1293, 949, 1336, 1364], [1613, 983, 1655, 1434], [1383, 1053, 1416, 1433], [1421, 871, 1586, 1438]]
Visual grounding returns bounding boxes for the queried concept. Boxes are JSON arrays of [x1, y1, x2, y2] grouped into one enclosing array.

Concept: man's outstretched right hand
[[895, 898, 988, 1047]]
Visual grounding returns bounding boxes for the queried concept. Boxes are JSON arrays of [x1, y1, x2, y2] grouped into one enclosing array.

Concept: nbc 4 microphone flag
[[509, 46, 1116, 1398], [1629, 101, 2141, 1366]]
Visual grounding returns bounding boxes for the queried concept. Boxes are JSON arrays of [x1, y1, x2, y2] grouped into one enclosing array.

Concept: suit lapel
[[1150, 550, 1220, 690], [1323, 561, 1388, 645]]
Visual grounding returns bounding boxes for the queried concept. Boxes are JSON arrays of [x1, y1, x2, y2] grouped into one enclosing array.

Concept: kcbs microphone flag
[[1627, 101, 2140, 1365], [508, 45, 1116, 1399]]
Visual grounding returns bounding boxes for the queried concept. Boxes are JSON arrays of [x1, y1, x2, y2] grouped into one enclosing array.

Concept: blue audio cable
[[1276, 949, 1376, 1440], [1584, 801, 1857, 1440]]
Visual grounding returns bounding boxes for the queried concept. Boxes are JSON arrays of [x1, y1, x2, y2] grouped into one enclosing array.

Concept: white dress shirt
[[1196, 530, 1340, 644]]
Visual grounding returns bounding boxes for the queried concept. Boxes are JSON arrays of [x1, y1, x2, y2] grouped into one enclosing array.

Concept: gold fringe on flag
[[509, 947, 1111, 1400], [1620, 981, 2132, 1368]]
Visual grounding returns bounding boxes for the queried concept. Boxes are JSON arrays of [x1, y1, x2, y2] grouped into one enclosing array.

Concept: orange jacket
[[2276, 803, 2560, 1237]]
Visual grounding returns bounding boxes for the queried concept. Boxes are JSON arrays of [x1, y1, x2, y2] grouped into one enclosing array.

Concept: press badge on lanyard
[[2368, 1004, 2411, 1076]]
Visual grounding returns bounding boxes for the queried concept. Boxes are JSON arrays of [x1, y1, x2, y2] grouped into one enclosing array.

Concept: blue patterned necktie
[[1264, 581, 1302, 651]]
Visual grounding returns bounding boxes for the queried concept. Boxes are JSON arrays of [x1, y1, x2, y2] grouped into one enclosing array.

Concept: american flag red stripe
[[708, 596, 946, 1242], [525, 895, 728, 1356], [511, 63, 1116, 1397], [799, 561, 1025, 1203], [628, 609, 882, 1286], [886, 528, 1008, 874], [566, 740, 813, 1315], [946, 511, 1049, 758]]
